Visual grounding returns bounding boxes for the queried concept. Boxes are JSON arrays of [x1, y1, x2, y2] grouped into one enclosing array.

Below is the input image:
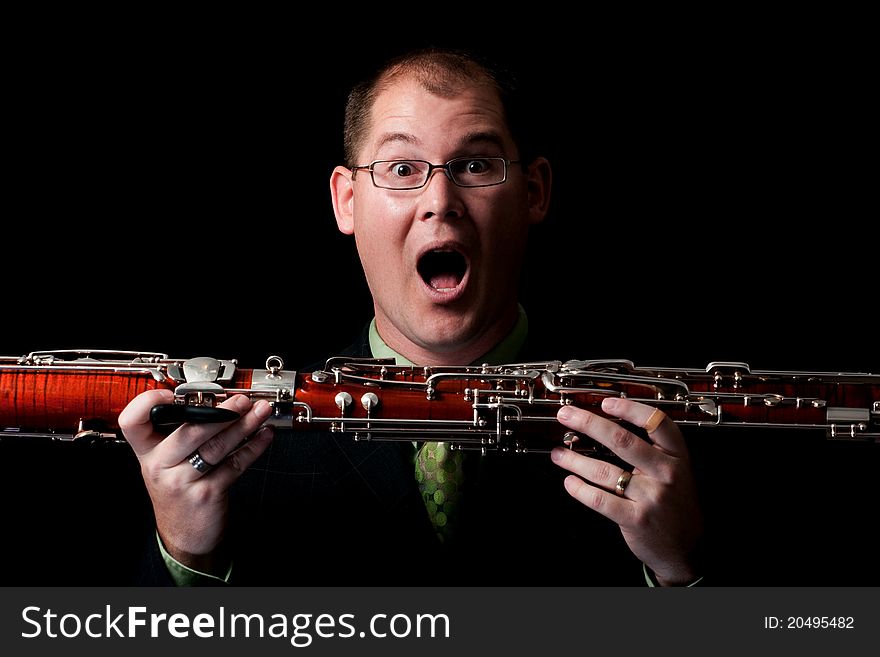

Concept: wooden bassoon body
[[2, 350, 877, 452]]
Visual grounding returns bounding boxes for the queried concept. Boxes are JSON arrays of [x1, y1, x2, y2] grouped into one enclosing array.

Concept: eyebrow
[[458, 130, 506, 151], [374, 132, 421, 152]]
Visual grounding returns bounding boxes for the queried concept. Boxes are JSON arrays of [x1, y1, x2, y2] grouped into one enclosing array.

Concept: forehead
[[362, 75, 514, 158]]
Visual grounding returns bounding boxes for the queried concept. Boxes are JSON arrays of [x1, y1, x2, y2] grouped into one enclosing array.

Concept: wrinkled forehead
[[361, 74, 513, 158]]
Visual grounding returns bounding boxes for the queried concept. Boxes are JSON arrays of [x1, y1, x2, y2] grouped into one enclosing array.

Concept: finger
[[118, 389, 174, 457], [184, 399, 274, 474], [155, 394, 252, 467], [601, 397, 686, 457], [550, 448, 634, 498], [202, 425, 275, 489], [159, 396, 272, 470], [557, 405, 661, 472], [560, 474, 632, 526]]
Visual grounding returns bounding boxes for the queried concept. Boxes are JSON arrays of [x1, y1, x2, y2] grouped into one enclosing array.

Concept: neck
[[375, 308, 520, 367]]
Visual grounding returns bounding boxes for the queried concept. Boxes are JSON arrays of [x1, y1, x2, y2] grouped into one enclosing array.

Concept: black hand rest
[[150, 404, 241, 430]]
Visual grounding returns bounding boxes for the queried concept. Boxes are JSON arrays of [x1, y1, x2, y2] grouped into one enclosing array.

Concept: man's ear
[[525, 157, 552, 225], [330, 166, 355, 235]]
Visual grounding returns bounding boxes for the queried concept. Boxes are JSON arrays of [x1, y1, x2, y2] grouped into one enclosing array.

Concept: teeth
[[419, 247, 466, 294]]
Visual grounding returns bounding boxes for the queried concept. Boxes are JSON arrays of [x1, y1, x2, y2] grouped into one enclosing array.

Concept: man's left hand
[[551, 396, 703, 586]]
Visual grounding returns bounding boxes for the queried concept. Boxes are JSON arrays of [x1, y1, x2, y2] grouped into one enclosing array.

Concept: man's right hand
[[118, 390, 274, 576]]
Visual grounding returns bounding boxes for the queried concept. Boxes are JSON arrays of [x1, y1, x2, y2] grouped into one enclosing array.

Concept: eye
[[465, 159, 490, 174], [392, 162, 418, 178]]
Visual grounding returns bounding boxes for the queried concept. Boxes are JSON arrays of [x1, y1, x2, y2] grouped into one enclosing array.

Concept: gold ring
[[643, 408, 665, 434], [614, 470, 632, 497]]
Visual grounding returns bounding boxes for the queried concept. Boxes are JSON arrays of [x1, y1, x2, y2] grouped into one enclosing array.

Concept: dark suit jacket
[[137, 325, 644, 586]]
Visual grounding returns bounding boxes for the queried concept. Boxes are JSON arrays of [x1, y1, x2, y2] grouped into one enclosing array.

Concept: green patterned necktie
[[415, 441, 466, 543]]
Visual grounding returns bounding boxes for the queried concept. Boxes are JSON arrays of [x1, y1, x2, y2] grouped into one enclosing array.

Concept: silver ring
[[188, 451, 214, 474]]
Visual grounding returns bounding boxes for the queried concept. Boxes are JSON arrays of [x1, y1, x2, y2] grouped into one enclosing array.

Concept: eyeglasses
[[351, 156, 521, 190]]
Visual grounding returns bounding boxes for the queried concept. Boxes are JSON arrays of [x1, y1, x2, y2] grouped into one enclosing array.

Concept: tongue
[[429, 273, 460, 290]]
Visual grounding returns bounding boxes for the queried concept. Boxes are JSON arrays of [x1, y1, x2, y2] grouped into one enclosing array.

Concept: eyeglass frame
[[350, 156, 523, 190]]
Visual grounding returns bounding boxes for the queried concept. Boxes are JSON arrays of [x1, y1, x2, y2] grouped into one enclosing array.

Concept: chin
[[418, 317, 475, 345], [411, 311, 482, 351]]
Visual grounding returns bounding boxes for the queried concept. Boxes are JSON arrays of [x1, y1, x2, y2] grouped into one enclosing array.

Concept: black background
[[2, 24, 877, 585]]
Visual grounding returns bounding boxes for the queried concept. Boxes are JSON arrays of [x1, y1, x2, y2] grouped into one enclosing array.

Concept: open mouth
[[417, 247, 469, 293]]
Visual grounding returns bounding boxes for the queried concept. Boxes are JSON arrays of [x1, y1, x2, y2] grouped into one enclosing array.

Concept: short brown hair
[[343, 47, 532, 166]]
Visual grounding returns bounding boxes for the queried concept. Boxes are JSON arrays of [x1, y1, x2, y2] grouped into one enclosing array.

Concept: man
[[120, 48, 703, 586]]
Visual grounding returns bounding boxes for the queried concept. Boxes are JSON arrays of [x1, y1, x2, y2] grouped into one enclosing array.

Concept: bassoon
[[1, 349, 878, 452]]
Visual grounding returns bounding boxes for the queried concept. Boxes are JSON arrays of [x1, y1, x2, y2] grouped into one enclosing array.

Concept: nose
[[418, 165, 465, 222]]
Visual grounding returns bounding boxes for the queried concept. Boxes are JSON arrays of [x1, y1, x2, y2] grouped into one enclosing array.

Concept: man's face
[[333, 76, 544, 364]]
